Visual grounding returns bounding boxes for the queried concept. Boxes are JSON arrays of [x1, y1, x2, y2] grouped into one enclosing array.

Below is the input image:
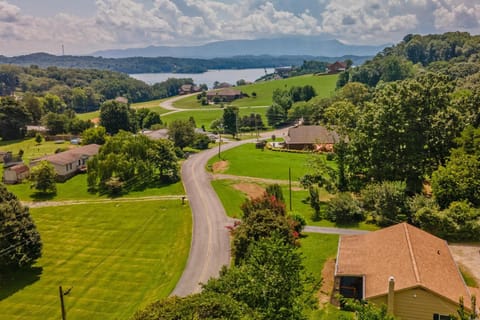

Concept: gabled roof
[[8, 164, 29, 174], [35, 144, 100, 166], [206, 88, 242, 97], [284, 125, 339, 145], [336, 223, 472, 308]]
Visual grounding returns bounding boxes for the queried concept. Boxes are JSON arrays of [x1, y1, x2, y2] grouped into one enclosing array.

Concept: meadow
[[173, 74, 338, 109], [207, 143, 332, 181], [0, 200, 191, 320]]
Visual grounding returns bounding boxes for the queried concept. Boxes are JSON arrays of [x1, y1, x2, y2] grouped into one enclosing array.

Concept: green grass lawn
[[300, 233, 354, 319], [162, 106, 269, 131], [173, 74, 338, 109], [208, 143, 328, 181], [0, 200, 192, 320], [6, 174, 185, 202], [211, 179, 378, 231], [0, 138, 78, 164]]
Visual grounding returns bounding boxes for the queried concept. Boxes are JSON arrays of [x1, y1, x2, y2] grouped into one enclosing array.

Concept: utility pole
[[59, 286, 66, 320], [289, 167, 292, 211], [218, 124, 223, 159]]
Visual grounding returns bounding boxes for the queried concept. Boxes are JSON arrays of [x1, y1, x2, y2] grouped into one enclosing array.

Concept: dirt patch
[[212, 161, 229, 173], [232, 183, 265, 199], [449, 243, 480, 285], [319, 258, 336, 305]]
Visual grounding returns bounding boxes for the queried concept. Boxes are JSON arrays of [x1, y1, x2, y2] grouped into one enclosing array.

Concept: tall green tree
[[168, 119, 195, 149], [204, 235, 313, 320], [223, 106, 239, 137], [99, 100, 136, 135], [0, 184, 42, 270], [0, 97, 31, 140], [30, 161, 57, 194], [347, 73, 456, 193]]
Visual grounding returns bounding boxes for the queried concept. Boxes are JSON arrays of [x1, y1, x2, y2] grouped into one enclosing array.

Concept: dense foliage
[[0, 184, 42, 270], [30, 161, 57, 194], [0, 64, 195, 114], [266, 85, 317, 127], [297, 32, 480, 241], [133, 188, 312, 319], [0, 53, 369, 74], [87, 131, 179, 195]]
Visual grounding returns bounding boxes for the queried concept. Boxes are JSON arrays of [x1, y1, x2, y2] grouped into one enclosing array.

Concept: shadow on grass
[[29, 192, 56, 201], [0, 266, 43, 301]]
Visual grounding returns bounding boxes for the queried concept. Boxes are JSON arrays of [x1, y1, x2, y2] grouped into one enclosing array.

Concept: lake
[[130, 68, 274, 89]]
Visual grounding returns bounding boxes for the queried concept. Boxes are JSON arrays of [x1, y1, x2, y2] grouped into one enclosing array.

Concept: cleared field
[[173, 74, 338, 109], [0, 200, 192, 320]]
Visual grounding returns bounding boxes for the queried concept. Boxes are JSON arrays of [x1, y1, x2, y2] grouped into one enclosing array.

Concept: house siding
[[369, 288, 459, 320]]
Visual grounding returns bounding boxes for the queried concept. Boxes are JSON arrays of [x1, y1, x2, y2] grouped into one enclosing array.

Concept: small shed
[[3, 163, 30, 184]]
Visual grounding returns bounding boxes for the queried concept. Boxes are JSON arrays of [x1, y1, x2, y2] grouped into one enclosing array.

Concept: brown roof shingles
[[35, 144, 100, 166], [336, 223, 472, 308], [285, 125, 340, 145]]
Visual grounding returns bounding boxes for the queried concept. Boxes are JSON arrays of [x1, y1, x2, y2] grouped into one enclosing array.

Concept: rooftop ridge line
[[404, 223, 421, 284]]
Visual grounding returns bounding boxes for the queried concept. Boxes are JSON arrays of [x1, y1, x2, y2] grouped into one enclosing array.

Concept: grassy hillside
[[173, 74, 338, 109], [0, 200, 191, 320], [162, 106, 269, 130], [207, 143, 335, 181]]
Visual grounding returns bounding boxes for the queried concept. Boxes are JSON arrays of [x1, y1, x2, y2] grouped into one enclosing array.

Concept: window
[[433, 314, 451, 320]]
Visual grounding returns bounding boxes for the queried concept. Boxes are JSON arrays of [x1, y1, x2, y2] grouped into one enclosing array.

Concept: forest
[[0, 53, 370, 74], [270, 32, 480, 242]]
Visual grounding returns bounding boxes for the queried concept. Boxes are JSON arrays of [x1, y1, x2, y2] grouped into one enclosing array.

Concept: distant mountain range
[[92, 36, 388, 59]]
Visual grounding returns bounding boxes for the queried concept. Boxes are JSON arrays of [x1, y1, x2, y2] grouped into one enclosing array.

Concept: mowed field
[[0, 200, 191, 320], [173, 74, 338, 109]]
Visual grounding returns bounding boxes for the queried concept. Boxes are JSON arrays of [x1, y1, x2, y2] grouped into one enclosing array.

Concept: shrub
[[326, 192, 364, 224]]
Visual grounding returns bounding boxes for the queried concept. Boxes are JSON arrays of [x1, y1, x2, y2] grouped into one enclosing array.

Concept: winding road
[[161, 96, 366, 297]]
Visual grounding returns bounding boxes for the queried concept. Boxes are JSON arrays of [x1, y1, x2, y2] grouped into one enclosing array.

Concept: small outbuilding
[[3, 163, 30, 184]]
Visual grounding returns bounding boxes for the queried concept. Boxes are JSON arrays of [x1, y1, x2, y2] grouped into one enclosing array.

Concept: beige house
[[334, 223, 475, 319], [3, 164, 30, 184], [31, 144, 100, 182]]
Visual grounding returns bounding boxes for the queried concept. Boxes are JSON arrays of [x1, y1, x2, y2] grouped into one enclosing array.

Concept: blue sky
[[1, 0, 479, 56]]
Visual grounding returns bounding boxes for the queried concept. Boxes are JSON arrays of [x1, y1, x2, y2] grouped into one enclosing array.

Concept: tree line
[[296, 32, 480, 241], [0, 53, 370, 74]]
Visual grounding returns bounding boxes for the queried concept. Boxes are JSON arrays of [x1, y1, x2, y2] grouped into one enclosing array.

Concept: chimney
[[387, 276, 395, 315]]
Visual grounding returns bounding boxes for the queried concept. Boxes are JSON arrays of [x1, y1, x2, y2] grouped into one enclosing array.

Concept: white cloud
[[1, 0, 480, 55], [433, 0, 480, 30]]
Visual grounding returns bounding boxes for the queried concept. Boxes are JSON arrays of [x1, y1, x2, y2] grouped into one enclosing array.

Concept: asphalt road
[[170, 127, 366, 296], [170, 138, 249, 296]]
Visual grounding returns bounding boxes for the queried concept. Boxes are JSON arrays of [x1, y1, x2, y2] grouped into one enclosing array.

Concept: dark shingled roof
[[284, 125, 339, 145], [35, 144, 100, 166]]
